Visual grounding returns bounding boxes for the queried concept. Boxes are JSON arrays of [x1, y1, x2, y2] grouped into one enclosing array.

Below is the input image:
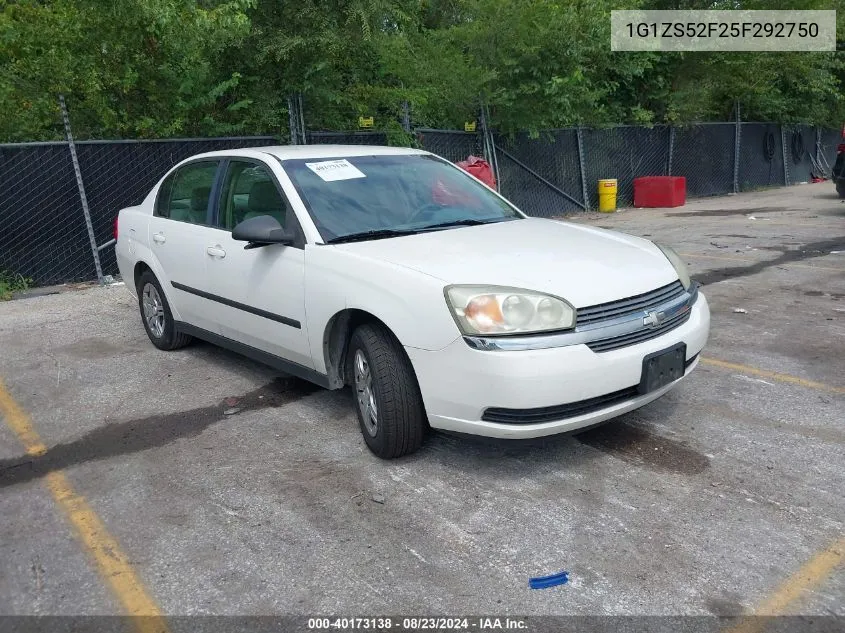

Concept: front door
[[203, 159, 313, 369]]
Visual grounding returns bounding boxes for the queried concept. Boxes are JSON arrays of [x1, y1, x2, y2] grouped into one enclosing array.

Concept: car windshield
[[281, 154, 521, 242]]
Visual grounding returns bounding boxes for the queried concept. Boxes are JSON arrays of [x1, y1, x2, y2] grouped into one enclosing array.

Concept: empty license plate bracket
[[638, 343, 687, 395]]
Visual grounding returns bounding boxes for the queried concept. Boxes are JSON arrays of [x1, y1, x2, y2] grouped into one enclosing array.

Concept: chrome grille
[[586, 306, 692, 352], [576, 281, 686, 327]]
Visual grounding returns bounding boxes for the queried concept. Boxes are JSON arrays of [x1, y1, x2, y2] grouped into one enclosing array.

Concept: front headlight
[[656, 243, 692, 290], [445, 285, 576, 335]]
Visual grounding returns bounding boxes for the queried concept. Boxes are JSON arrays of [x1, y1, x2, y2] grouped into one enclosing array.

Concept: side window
[[155, 173, 175, 218], [218, 161, 290, 231], [161, 162, 219, 224]]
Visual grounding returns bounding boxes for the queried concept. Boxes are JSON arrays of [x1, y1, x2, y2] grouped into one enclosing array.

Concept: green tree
[[0, 0, 254, 141], [1, 0, 843, 140]]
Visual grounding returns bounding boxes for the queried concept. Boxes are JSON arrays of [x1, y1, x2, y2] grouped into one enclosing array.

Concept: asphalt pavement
[[0, 184, 843, 619]]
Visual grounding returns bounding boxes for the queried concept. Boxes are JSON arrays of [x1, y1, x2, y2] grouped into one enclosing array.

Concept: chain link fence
[[0, 143, 92, 285], [782, 125, 817, 186], [415, 129, 482, 164], [817, 127, 842, 177], [737, 123, 783, 192], [494, 123, 839, 215], [581, 126, 671, 208], [494, 130, 584, 217], [0, 137, 276, 286], [671, 123, 737, 198], [0, 112, 841, 287]]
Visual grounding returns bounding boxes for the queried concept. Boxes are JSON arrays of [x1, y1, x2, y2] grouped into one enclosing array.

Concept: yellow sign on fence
[[358, 116, 374, 129], [464, 121, 477, 132]]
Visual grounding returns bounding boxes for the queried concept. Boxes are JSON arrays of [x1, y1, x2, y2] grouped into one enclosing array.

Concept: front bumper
[[405, 292, 710, 439]]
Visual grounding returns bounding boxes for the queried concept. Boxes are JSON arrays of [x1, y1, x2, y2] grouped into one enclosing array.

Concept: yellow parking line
[[681, 252, 845, 272], [701, 358, 845, 395], [726, 536, 845, 633], [0, 379, 168, 632], [0, 386, 48, 457], [747, 221, 844, 228]]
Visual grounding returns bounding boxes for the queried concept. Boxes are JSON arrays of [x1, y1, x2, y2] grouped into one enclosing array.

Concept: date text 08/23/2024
[[307, 617, 528, 630]]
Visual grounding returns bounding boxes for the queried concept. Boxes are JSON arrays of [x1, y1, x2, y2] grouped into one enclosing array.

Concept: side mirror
[[232, 215, 295, 249]]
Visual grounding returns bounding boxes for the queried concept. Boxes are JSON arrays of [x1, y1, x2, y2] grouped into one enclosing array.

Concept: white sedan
[[115, 145, 710, 458]]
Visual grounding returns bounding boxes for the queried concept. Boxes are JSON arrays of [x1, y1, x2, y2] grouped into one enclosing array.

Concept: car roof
[[190, 145, 432, 161]]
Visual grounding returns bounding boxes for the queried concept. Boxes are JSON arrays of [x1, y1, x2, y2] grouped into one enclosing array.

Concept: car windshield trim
[[277, 154, 522, 243], [324, 217, 514, 244], [413, 217, 515, 232], [324, 228, 424, 244]]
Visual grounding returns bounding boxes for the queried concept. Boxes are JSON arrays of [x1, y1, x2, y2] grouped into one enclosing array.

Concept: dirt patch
[[804, 290, 844, 300], [0, 377, 321, 489], [705, 597, 747, 616], [56, 337, 142, 359], [575, 420, 710, 475], [695, 237, 845, 286]]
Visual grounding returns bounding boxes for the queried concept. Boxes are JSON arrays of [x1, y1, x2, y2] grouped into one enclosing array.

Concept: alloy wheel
[[142, 283, 165, 338], [353, 349, 378, 436]]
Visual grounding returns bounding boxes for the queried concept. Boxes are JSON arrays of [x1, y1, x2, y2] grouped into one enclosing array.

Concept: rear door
[[203, 159, 313, 369], [147, 160, 221, 332]]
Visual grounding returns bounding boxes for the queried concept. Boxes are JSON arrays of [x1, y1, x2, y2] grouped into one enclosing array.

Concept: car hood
[[332, 218, 680, 308]]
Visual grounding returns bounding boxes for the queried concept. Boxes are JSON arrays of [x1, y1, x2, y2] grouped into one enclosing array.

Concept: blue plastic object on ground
[[528, 571, 569, 589]]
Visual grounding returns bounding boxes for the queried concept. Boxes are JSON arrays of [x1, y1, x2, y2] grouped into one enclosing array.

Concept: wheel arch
[[133, 260, 181, 322], [322, 309, 396, 390], [133, 261, 153, 294]]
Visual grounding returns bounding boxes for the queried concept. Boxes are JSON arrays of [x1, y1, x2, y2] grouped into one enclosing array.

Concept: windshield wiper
[[326, 228, 422, 244], [415, 218, 509, 232], [326, 218, 511, 244]]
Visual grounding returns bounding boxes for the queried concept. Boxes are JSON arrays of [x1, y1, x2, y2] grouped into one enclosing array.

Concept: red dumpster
[[634, 176, 686, 208]]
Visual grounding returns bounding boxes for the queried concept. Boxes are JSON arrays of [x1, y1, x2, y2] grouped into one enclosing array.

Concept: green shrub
[[0, 270, 32, 301]]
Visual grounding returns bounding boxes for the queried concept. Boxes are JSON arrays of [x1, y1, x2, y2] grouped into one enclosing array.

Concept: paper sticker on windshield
[[305, 159, 366, 182]]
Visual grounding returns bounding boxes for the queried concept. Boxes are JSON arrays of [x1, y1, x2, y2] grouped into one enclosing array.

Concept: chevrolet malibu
[[115, 146, 710, 458]]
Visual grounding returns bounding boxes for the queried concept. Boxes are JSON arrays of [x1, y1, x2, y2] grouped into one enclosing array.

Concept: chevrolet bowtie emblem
[[643, 310, 666, 328]]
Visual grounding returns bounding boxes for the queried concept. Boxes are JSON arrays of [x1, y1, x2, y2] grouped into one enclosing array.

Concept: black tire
[[347, 323, 426, 458], [837, 180, 845, 199], [137, 271, 192, 351]]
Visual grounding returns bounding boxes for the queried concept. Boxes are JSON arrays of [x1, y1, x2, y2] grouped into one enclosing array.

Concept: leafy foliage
[[1, 0, 843, 141], [0, 0, 254, 140], [0, 269, 32, 300]]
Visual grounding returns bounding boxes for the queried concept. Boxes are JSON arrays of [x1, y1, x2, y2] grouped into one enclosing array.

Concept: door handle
[[206, 246, 226, 258], [152, 232, 166, 244]]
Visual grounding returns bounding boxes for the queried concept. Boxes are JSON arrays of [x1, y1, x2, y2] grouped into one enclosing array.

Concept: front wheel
[[137, 271, 192, 351], [347, 323, 426, 458]]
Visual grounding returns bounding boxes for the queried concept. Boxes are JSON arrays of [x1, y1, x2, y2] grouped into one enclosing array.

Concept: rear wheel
[[347, 323, 426, 458], [836, 180, 845, 199], [137, 271, 192, 351]]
